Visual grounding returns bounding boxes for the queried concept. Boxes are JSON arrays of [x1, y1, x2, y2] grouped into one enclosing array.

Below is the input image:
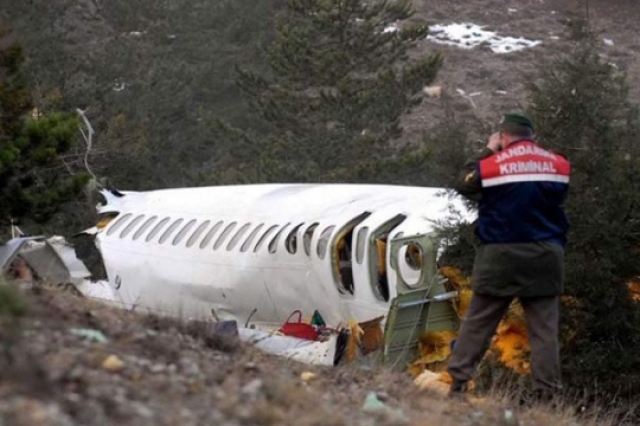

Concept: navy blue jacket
[[457, 140, 570, 246]]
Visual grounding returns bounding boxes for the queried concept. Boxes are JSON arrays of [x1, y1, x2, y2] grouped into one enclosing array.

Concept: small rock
[[149, 363, 166, 374], [179, 357, 200, 376], [375, 391, 390, 402], [131, 402, 154, 419], [504, 409, 515, 424], [362, 392, 386, 412], [102, 355, 125, 372], [244, 362, 258, 372], [241, 379, 263, 397]]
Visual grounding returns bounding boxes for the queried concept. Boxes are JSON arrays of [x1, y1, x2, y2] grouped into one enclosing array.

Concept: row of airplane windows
[[104, 213, 370, 260]]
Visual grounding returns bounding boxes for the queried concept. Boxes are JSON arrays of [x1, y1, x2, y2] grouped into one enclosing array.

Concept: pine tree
[[0, 31, 89, 228], [526, 22, 640, 402], [224, 0, 442, 182]]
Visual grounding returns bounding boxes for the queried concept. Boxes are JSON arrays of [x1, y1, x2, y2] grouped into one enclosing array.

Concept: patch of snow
[[603, 38, 614, 46], [383, 24, 398, 33], [428, 23, 542, 54], [128, 31, 146, 37], [167, 34, 177, 39], [495, 90, 508, 96], [113, 82, 126, 92], [550, 35, 560, 40], [508, 8, 518, 13]]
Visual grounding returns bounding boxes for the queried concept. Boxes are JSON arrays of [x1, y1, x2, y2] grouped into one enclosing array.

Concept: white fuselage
[[95, 184, 472, 326]]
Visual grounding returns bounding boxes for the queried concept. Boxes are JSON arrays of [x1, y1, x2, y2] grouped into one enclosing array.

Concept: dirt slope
[[0, 287, 611, 426], [403, 0, 640, 143]]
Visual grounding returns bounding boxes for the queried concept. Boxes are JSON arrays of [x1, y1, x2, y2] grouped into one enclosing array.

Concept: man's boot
[[447, 379, 468, 401]]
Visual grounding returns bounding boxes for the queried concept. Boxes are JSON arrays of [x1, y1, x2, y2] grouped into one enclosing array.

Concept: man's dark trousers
[[447, 293, 561, 392]]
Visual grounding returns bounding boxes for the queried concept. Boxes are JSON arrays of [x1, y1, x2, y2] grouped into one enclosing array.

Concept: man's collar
[[505, 138, 535, 148]]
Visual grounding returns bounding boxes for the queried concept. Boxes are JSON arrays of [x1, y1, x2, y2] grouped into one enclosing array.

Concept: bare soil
[[0, 286, 617, 426]]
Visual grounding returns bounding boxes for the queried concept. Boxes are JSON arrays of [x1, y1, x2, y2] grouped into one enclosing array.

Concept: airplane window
[[405, 243, 423, 270], [317, 225, 335, 259], [285, 223, 304, 254], [269, 223, 291, 254], [254, 225, 279, 252], [106, 213, 132, 236], [172, 219, 197, 246], [187, 220, 211, 248], [146, 217, 171, 242], [356, 226, 369, 264], [240, 224, 264, 253], [303, 223, 319, 256], [227, 222, 251, 251], [200, 220, 223, 249], [133, 216, 158, 241], [369, 214, 406, 302], [120, 214, 146, 239], [159, 219, 184, 244], [214, 222, 237, 250]]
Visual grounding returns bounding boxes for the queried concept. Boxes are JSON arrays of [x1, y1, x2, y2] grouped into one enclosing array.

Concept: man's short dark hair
[[500, 122, 533, 139]]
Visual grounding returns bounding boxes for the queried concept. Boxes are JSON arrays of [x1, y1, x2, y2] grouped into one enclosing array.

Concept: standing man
[[447, 113, 570, 403]]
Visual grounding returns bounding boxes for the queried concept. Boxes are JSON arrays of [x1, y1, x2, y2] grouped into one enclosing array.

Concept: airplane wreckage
[[1, 184, 537, 382]]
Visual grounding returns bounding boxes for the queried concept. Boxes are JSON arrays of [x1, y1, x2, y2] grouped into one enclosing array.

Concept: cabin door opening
[[332, 212, 371, 295], [368, 214, 407, 302]]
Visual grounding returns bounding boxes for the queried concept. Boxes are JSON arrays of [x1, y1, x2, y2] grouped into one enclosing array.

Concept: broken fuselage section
[[91, 184, 474, 366]]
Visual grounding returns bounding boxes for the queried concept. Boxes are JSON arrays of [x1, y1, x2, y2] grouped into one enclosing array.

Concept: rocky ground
[[0, 285, 621, 426]]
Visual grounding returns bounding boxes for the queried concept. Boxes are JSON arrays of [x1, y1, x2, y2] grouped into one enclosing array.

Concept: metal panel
[[383, 233, 459, 370]]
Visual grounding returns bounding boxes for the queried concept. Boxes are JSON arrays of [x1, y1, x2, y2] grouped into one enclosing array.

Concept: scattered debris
[[361, 392, 407, 422], [423, 85, 443, 98], [362, 392, 386, 412], [1, 236, 91, 288], [300, 371, 317, 382], [102, 355, 125, 372], [428, 23, 542, 54], [414, 370, 451, 395], [69, 328, 108, 343], [455, 88, 482, 109]]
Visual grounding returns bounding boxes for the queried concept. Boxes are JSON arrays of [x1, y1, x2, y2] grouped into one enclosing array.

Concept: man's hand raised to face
[[487, 132, 502, 153]]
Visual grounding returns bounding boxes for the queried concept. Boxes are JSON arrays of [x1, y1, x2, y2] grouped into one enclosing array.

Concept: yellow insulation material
[[409, 267, 532, 378], [407, 330, 456, 377], [344, 319, 364, 363], [628, 279, 640, 302]]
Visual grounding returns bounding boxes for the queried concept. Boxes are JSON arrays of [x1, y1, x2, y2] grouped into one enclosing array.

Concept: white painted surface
[[94, 184, 474, 327]]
